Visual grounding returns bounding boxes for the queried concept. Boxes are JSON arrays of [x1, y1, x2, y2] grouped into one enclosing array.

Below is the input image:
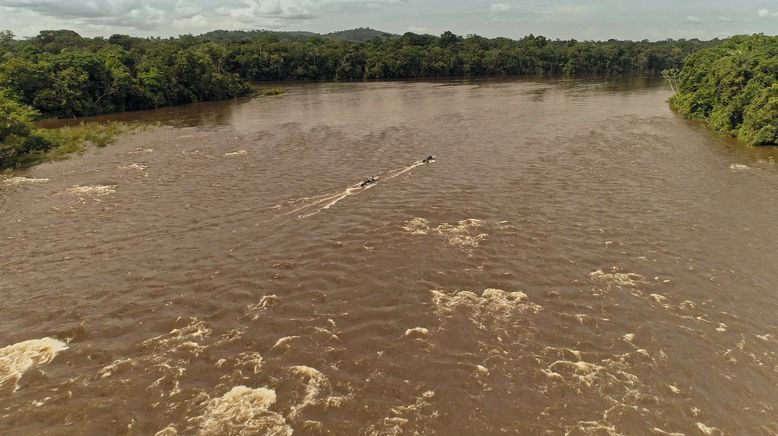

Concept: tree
[[670, 34, 778, 145], [0, 90, 49, 166]]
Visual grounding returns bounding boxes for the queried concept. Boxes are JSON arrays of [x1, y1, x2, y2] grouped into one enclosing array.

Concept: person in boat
[[422, 155, 436, 163], [360, 177, 377, 187]]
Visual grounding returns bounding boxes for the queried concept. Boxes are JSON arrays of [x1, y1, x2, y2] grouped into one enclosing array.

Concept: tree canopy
[[0, 29, 719, 119], [670, 34, 777, 146]]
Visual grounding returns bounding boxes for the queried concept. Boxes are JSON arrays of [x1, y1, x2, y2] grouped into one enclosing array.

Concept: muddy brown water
[[2, 78, 778, 435]]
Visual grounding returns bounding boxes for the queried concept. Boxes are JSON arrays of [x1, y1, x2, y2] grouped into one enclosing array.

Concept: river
[[2, 78, 777, 435]]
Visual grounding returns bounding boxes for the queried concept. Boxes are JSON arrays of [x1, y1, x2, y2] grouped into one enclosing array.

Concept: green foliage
[[0, 30, 252, 118], [323, 28, 396, 42], [0, 29, 718, 121], [0, 90, 51, 166], [1, 90, 127, 168], [670, 34, 778, 145], [258, 87, 287, 96], [39, 121, 125, 149]]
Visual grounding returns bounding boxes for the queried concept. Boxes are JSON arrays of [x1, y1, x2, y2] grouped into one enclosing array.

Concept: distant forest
[[0, 28, 720, 118]]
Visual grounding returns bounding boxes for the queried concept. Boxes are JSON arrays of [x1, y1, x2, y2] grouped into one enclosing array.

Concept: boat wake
[[275, 158, 431, 219]]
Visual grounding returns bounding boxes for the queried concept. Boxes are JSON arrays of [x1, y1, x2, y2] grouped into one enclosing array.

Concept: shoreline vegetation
[[0, 101, 133, 172], [257, 87, 287, 96], [1, 28, 717, 120], [667, 34, 777, 146], [1, 28, 776, 170]]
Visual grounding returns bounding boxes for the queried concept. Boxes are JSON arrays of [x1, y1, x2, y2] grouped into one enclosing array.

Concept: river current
[[2, 78, 777, 435]]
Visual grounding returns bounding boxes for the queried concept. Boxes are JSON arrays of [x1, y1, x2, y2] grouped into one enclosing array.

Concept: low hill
[[197, 28, 396, 43], [324, 28, 397, 42]]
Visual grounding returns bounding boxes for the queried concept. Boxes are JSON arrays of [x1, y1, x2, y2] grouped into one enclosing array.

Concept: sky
[[1, 0, 778, 41]]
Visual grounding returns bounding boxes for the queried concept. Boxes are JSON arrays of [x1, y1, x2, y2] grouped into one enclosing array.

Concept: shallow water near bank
[[2, 78, 778, 435]]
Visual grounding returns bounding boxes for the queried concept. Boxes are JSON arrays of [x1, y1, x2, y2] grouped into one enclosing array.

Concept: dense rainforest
[[669, 34, 778, 146], [3, 27, 773, 169], [0, 29, 716, 119]]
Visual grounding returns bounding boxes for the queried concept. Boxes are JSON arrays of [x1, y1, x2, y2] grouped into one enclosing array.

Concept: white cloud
[[2, 0, 778, 40], [541, 4, 593, 17], [407, 26, 433, 34], [0, 0, 404, 34], [489, 3, 510, 13]]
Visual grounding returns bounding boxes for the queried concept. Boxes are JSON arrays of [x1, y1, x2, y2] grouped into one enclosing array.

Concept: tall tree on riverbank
[[0, 90, 49, 165]]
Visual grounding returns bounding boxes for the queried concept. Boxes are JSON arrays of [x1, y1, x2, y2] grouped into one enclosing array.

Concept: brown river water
[[2, 78, 778, 435]]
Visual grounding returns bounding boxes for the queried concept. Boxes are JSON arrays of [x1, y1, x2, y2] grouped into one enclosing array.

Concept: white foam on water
[[360, 390, 437, 436], [272, 336, 300, 349], [382, 160, 425, 180], [246, 295, 279, 320], [233, 352, 263, 375], [282, 159, 427, 219], [547, 360, 607, 388], [650, 294, 667, 304], [0, 337, 68, 392], [140, 318, 211, 356], [404, 218, 489, 248], [651, 428, 685, 436], [404, 327, 429, 339], [288, 365, 329, 420], [716, 323, 727, 333], [224, 150, 248, 156], [565, 421, 619, 436], [696, 422, 721, 435], [541, 368, 565, 382], [129, 147, 154, 154], [98, 358, 134, 378], [3, 176, 50, 186], [153, 425, 178, 436], [214, 329, 244, 347], [301, 420, 323, 432], [325, 395, 348, 409], [120, 163, 147, 171], [104, 318, 213, 396], [590, 268, 643, 288], [32, 396, 52, 407], [291, 186, 362, 218], [729, 164, 749, 170], [544, 346, 584, 361], [313, 325, 340, 341], [65, 184, 117, 196], [320, 186, 363, 210], [190, 386, 292, 436], [435, 219, 488, 247], [431, 288, 542, 325], [401, 217, 431, 235]]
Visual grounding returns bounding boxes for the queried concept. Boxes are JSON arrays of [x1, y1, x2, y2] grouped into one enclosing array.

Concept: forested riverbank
[[669, 34, 777, 146], [0, 28, 722, 169], [0, 29, 716, 119], [4, 28, 777, 169]]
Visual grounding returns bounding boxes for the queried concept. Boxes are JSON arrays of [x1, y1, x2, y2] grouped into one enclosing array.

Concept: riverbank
[[0, 120, 134, 172], [669, 34, 777, 146], [0, 29, 716, 120]]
